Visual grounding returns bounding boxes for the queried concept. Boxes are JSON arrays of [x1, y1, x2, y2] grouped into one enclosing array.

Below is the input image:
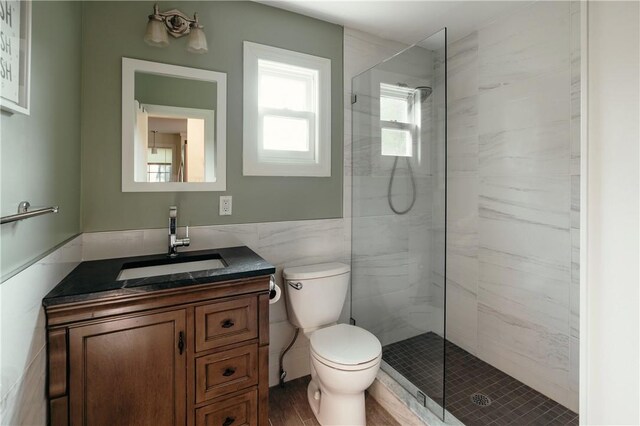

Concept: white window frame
[[380, 83, 417, 157], [243, 41, 331, 177]]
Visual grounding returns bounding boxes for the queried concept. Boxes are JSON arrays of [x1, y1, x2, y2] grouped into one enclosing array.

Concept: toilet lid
[[283, 263, 350, 280], [310, 324, 381, 366]]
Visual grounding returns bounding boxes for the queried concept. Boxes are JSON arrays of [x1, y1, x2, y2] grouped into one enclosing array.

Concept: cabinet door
[[68, 310, 187, 426]]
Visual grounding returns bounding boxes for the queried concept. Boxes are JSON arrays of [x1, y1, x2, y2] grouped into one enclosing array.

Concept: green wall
[[0, 2, 82, 279], [135, 73, 217, 110], [81, 1, 344, 231]]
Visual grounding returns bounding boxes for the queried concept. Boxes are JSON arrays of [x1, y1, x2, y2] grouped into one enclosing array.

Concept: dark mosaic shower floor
[[382, 333, 579, 425]]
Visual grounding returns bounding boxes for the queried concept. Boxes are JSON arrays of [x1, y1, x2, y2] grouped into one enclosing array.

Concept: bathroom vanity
[[42, 246, 275, 426]]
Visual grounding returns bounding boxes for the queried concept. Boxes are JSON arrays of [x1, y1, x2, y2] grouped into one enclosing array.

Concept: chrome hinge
[[417, 390, 427, 407]]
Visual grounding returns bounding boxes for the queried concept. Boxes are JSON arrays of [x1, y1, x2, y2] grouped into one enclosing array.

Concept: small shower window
[[381, 128, 412, 157], [380, 83, 416, 157]]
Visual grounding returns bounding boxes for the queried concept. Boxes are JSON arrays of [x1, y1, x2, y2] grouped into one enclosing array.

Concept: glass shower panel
[[351, 28, 447, 419]]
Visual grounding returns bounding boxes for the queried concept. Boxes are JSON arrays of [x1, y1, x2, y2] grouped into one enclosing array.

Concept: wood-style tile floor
[[269, 375, 400, 426]]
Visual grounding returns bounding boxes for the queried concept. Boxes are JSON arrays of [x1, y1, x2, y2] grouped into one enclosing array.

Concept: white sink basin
[[117, 258, 226, 281]]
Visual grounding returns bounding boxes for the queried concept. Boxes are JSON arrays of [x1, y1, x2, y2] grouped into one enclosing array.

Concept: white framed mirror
[[122, 58, 226, 191]]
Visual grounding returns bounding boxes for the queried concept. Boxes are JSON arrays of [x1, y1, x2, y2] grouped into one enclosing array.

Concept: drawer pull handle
[[178, 331, 184, 355], [221, 319, 235, 329], [222, 367, 236, 377], [223, 417, 235, 426]]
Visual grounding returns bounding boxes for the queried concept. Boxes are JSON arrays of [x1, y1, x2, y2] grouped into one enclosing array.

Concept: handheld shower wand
[[387, 85, 432, 215]]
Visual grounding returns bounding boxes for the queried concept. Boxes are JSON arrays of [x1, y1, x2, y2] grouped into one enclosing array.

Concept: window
[[243, 42, 331, 176], [380, 83, 417, 157], [147, 147, 173, 182], [147, 163, 172, 182]]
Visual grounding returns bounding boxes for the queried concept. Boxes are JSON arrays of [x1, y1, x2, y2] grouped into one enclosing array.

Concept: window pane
[[381, 127, 412, 157], [380, 96, 409, 122], [148, 147, 172, 163], [259, 73, 309, 111], [263, 115, 310, 152]]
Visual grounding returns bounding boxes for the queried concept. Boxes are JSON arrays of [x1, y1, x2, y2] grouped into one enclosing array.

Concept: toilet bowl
[[307, 324, 381, 425], [283, 263, 382, 426]]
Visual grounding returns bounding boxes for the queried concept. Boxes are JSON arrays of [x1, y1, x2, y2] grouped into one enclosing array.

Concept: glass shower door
[[350, 28, 447, 419]]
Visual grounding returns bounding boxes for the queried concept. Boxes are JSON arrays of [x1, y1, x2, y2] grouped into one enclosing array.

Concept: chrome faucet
[[168, 206, 190, 257]]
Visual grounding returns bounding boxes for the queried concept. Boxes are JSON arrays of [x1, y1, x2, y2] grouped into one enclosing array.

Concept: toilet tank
[[283, 263, 350, 331]]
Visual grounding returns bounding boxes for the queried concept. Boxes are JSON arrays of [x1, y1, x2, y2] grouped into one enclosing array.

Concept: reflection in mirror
[[122, 58, 226, 191], [134, 107, 212, 184]]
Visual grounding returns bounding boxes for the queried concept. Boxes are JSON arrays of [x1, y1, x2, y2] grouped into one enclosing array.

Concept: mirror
[[122, 58, 226, 191]]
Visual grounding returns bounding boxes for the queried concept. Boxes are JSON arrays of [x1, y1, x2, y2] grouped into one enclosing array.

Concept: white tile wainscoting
[[0, 218, 349, 425], [0, 236, 83, 425]]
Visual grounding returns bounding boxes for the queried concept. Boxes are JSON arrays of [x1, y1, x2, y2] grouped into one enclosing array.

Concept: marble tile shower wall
[[445, 1, 580, 411]]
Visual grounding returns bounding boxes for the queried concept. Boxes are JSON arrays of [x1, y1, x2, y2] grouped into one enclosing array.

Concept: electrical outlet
[[219, 196, 232, 215]]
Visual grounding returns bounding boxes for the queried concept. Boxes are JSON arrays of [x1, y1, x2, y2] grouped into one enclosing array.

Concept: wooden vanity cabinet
[[68, 310, 187, 426], [45, 276, 270, 426]]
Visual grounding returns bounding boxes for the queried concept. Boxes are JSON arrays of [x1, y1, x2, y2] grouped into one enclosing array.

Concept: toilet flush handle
[[288, 281, 303, 290]]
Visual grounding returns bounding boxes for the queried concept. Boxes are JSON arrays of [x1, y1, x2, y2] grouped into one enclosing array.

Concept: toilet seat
[[310, 324, 381, 370], [311, 347, 381, 371]]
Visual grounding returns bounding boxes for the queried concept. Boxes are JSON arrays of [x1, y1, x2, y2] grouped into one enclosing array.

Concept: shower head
[[414, 86, 433, 103], [394, 83, 433, 103]]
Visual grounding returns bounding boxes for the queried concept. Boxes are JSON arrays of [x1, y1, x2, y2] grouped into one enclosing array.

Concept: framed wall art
[[0, 0, 31, 115]]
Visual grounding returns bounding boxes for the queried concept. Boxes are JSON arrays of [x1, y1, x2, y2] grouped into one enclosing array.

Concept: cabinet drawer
[[196, 345, 258, 403], [195, 297, 258, 351], [195, 389, 257, 426]]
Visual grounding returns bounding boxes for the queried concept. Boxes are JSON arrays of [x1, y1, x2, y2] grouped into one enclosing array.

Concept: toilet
[[283, 263, 381, 426]]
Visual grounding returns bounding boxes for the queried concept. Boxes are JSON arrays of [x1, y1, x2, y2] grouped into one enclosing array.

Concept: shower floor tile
[[382, 332, 579, 426]]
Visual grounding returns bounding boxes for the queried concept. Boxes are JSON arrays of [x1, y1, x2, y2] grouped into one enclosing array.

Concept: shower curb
[[367, 374, 425, 425], [367, 368, 464, 426]]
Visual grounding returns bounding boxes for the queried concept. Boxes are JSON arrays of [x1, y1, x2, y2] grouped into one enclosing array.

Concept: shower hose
[[387, 156, 417, 215]]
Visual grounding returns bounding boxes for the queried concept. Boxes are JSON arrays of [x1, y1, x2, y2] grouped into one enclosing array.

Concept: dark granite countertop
[[43, 246, 275, 307]]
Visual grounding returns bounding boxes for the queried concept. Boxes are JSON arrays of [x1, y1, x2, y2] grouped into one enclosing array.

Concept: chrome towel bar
[[0, 201, 59, 225]]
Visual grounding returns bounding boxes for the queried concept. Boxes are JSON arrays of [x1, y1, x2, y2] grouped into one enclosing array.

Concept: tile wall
[[0, 237, 82, 425], [445, 1, 580, 411]]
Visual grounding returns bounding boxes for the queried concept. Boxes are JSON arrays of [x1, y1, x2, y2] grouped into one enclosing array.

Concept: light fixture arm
[[149, 3, 203, 38]]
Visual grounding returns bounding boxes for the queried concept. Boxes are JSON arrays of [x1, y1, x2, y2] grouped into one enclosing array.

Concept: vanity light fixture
[[144, 4, 208, 54]]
